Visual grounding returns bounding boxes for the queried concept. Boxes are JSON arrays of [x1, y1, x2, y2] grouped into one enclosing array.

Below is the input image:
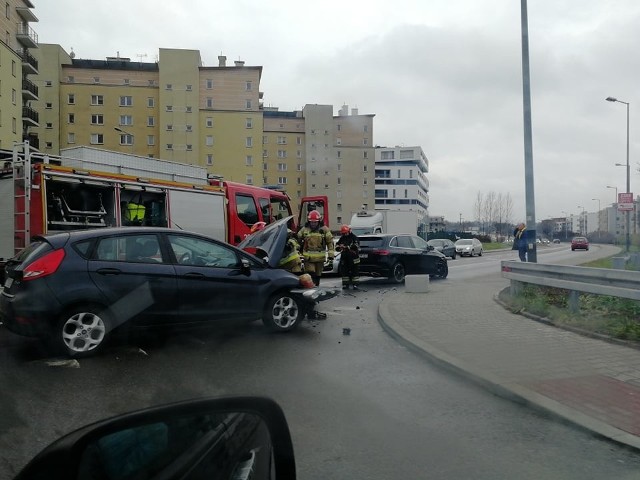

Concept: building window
[[246, 118, 253, 129], [10, 88, 15, 104], [337, 151, 341, 158], [119, 96, 133, 106], [297, 150, 302, 158], [262, 149, 268, 158], [246, 155, 253, 166], [246, 174, 254, 185], [90, 133, 104, 145], [186, 84, 192, 91], [363, 178, 368, 185], [124, 78, 130, 85], [11, 60, 15, 76], [68, 93, 75, 104], [206, 117, 213, 127], [363, 151, 368, 159], [45, 102, 53, 109], [206, 97, 213, 108], [206, 154, 213, 165], [166, 84, 172, 90], [245, 81, 252, 91], [206, 79, 213, 89], [246, 137, 253, 147], [119, 134, 134, 145], [148, 79, 155, 86], [364, 125, 368, 132], [297, 164, 302, 171], [11, 117, 16, 133], [68, 133, 75, 144], [278, 177, 287, 185], [166, 105, 173, 112], [186, 144, 192, 151], [166, 144, 173, 150], [186, 106, 192, 113], [68, 113, 75, 124], [277, 136, 286, 145], [337, 124, 341, 131], [363, 165, 368, 172], [205, 135, 214, 146], [186, 124, 192, 132], [147, 97, 155, 107], [91, 94, 104, 105], [147, 135, 155, 146], [337, 177, 341, 185], [277, 150, 286, 158], [45, 80, 52, 87], [245, 100, 252, 109], [337, 164, 341, 171], [67, 76, 74, 83], [93, 77, 100, 83], [147, 116, 155, 127], [5, 3, 8, 18], [45, 142, 52, 149], [91, 114, 104, 125], [278, 163, 287, 171], [296, 136, 302, 145], [119, 115, 133, 126], [166, 124, 173, 131], [363, 138, 368, 145], [297, 177, 302, 185], [336, 138, 341, 145], [337, 203, 342, 212]]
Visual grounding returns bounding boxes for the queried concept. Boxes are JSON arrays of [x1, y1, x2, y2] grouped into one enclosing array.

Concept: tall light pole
[[520, 0, 537, 262], [606, 185, 618, 204], [561, 210, 568, 240], [592, 198, 601, 241], [606, 96, 631, 253]]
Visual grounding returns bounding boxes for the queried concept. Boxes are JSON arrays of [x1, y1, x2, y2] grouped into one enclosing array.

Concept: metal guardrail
[[501, 260, 640, 311]]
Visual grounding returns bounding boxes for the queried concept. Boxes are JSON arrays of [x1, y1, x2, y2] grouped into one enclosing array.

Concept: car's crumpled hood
[[237, 216, 292, 268]]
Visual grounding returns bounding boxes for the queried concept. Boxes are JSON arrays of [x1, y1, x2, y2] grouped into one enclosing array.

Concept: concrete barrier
[[405, 274, 430, 293], [612, 257, 627, 270]]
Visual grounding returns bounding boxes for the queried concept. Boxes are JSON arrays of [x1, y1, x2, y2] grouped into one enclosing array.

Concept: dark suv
[[357, 234, 448, 283], [0, 223, 331, 357]]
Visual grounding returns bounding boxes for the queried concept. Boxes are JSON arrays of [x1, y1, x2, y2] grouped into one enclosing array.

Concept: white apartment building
[[374, 146, 429, 236]]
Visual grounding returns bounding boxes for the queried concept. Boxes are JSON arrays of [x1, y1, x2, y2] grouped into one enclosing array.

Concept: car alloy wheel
[[263, 293, 303, 331], [389, 262, 405, 284], [56, 305, 109, 357], [431, 260, 448, 279]]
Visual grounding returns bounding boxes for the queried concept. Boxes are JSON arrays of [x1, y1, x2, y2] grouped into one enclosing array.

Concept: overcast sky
[[33, 1, 640, 224]]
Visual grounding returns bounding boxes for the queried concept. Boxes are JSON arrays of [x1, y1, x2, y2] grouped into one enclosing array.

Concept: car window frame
[[92, 233, 166, 264]]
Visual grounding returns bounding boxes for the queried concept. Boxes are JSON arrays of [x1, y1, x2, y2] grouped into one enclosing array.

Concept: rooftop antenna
[[136, 53, 148, 62], [69, 47, 75, 59]]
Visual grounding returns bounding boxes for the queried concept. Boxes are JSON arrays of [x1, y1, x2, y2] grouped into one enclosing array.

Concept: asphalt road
[[1, 243, 640, 479]]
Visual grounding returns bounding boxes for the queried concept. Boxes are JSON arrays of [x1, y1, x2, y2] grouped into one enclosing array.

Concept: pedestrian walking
[[336, 225, 360, 290]]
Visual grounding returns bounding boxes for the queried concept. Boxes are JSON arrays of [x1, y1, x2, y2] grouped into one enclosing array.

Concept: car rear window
[[73, 239, 94, 259], [359, 237, 386, 248], [12, 240, 52, 264]]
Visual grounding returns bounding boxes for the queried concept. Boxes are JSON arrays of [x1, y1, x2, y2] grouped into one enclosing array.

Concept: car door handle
[[96, 268, 121, 275], [183, 272, 205, 278]]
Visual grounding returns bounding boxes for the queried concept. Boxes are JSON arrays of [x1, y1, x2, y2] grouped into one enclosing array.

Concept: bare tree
[[504, 192, 514, 236], [483, 191, 497, 236], [474, 191, 484, 233]]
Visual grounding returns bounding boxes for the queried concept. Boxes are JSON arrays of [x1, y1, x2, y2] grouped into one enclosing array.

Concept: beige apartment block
[[0, 1, 38, 151]]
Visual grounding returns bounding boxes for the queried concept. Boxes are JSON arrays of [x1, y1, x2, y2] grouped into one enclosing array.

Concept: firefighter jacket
[[336, 232, 360, 255], [278, 232, 303, 273], [298, 223, 334, 264]]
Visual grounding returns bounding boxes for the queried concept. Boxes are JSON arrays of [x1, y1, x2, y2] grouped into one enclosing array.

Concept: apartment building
[[374, 145, 430, 235], [30, 47, 264, 183], [0, 1, 38, 150]]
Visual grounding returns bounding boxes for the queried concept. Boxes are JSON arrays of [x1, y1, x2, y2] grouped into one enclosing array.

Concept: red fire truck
[[0, 142, 329, 260]]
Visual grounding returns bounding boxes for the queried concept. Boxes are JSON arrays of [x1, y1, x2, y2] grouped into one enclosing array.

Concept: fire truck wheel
[[263, 293, 303, 332], [52, 305, 110, 357]]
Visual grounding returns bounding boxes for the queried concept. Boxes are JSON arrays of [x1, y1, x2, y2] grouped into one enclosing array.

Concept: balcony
[[16, 23, 38, 48], [20, 49, 38, 74], [22, 78, 38, 100], [16, 5, 38, 23], [23, 135, 39, 150], [22, 106, 39, 127]]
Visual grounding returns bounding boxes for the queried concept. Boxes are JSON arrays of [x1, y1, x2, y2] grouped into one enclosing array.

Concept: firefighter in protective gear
[[298, 210, 334, 287], [250, 221, 267, 234], [336, 224, 360, 289], [278, 229, 303, 273]]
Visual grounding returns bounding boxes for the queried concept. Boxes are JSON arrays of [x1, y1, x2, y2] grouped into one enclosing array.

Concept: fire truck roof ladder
[[13, 142, 31, 253]]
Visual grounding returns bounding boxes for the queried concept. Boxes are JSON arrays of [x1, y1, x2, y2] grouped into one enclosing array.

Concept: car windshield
[[3, 3, 640, 480]]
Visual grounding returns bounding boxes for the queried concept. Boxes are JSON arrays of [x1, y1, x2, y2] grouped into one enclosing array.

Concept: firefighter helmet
[[250, 221, 266, 233], [340, 225, 351, 235], [307, 210, 321, 222]]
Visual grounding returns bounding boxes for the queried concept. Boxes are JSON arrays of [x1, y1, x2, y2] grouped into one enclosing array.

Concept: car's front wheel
[[431, 260, 448, 279], [479, 249, 483, 256], [451, 251, 456, 260], [389, 262, 406, 283], [263, 293, 303, 332], [53, 304, 110, 358]]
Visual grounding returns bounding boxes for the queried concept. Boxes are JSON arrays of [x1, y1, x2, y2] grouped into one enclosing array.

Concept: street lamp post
[[606, 96, 631, 253], [561, 210, 568, 240], [606, 185, 618, 204]]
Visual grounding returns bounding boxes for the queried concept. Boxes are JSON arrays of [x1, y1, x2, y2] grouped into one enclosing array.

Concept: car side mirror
[[241, 258, 253, 273], [15, 396, 297, 480]]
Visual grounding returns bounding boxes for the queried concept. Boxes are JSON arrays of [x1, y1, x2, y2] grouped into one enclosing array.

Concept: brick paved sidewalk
[[378, 274, 640, 450]]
